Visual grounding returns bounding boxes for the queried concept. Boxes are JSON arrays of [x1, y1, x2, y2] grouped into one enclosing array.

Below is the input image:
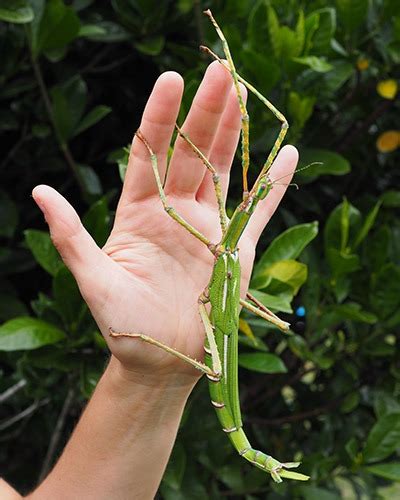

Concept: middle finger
[[165, 60, 232, 196]]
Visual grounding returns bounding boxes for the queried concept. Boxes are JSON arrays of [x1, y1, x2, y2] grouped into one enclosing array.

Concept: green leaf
[[336, 0, 368, 33], [79, 20, 130, 42], [73, 105, 111, 136], [0, 0, 34, 23], [324, 200, 361, 251], [329, 303, 377, 324], [53, 266, 84, 328], [307, 8, 336, 54], [162, 443, 186, 490], [370, 264, 400, 319], [135, 36, 165, 56], [303, 10, 320, 54], [240, 49, 281, 94], [294, 10, 305, 53], [247, 289, 293, 314], [0, 190, 18, 238], [50, 77, 88, 142], [247, 0, 269, 51], [363, 412, 400, 463], [78, 24, 107, 38], [280, 26, 301, 60], [238, 353, 287, 373], [298, 149, 351, 182], [381, 190, 400, 207], [256, 260, 308, 294], [254, 222, 318, 277], [24, 229, 63, 277], [288, 91, 316, 130], [299, 485, 340, 500], [34, 0, 80, 57], [293, 56, 333, 73], [82, 197, 110, 246], [326, 248, 360, 276], [78, 165, 102, 196], [366, 462, 400, 481], [267, 5, 281, 59], [352, 201, 381, 250], [0, 317, 65, 351], [323, 61, 354, 94]]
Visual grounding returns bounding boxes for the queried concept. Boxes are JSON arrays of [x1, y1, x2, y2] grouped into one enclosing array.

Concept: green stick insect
[[110, 10, 310, 483]]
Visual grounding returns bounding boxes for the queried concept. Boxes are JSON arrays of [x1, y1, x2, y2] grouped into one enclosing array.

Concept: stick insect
[[109, 10, 309, 483]]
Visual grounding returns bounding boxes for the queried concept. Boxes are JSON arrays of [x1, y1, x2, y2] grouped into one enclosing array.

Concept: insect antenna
[[270, 161, 323, 185]]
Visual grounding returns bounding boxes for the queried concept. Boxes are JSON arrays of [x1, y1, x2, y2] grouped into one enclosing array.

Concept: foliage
[[0, 0, 399, 497]]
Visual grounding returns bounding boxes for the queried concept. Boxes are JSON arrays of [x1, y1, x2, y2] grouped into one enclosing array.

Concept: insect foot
[[242, 449, 309, 483]]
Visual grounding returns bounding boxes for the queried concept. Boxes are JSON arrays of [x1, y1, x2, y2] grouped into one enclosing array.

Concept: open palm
[[32, 61, 298, 385]]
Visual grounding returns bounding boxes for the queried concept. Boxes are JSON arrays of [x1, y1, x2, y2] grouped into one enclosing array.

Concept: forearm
[[27, 356, 194, 500]]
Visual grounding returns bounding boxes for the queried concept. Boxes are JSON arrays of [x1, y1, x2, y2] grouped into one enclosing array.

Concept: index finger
[[119, 72, 184, 205]]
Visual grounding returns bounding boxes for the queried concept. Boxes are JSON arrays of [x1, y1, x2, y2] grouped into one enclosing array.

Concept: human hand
[[32, 61, 298, 389]]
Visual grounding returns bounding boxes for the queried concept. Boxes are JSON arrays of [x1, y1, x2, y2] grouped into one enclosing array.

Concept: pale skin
[[1, 61, 298, 499]]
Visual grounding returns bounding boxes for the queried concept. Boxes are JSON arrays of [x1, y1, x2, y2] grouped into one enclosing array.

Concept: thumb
[[32, 185, 111, 303]]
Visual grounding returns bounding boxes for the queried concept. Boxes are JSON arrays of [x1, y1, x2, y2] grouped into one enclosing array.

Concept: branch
[[38, 388, 75, 483], [30, 53, 87, 197], [0, 379, 27, 404], [0, 398, 49, 431]]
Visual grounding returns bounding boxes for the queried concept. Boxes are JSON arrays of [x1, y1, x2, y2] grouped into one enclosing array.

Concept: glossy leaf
[[253, 222, 318, 278], [298, 149, 351, 182], [363, 412, 400, 463], [24, 229, 63, 276], [352, 201, 381, 250], [238, 352, 287, 373], [247, 289, 292, 313], [366, 462, 400, 481], [293, 56, 333, 72], [33, 0, 80, 57], [0, 0, 33, 23], [0, 316, 65, 351], [73, 105, 111, 136]]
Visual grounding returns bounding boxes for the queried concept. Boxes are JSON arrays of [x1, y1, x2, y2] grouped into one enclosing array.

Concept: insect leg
[[109, 327, 217, 377], [135, 129, 215, 251], [198, 297, 222, 378], [240, 294, 290, 332], [199, 45, 289, 185], [203, 10, 250, 198], [175, 124, 228, 233]]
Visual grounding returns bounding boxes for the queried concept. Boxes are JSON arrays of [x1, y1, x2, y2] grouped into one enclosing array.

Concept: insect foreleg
[[203, 10, 250, 197], [135, 130, 215, 251], [175, 125, 228, 233], [240, 298, 290, 332], [109, 327, 217, 377], [199, 45, 288, 186], [198, 296, 222, 378]]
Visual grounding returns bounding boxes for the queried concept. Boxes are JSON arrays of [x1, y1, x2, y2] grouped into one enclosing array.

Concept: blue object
[[295, 306, 306, 317]]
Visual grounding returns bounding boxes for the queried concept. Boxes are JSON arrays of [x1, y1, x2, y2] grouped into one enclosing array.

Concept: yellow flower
[[377, 79, 398, 100], [357, 58, 369, 71], [376, 130, 400, 153]]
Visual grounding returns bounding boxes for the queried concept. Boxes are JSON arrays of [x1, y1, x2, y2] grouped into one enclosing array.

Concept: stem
[[30, 54, 87, 197]]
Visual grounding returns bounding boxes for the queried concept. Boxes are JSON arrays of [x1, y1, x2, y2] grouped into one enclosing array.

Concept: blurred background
[[0, 0, 399, 498]]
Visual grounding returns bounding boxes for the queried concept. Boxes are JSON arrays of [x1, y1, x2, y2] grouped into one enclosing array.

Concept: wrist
[[105, 355, 196, 407]]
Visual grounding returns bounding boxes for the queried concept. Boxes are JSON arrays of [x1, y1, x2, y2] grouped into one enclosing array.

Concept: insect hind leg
[[135, 130, 215, 251]]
